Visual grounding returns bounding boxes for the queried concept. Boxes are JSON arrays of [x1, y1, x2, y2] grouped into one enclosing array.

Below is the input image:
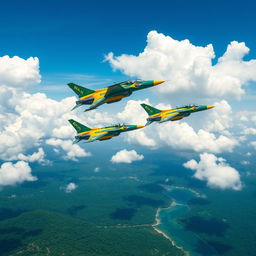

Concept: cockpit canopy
[[177, 104, 198, 109], [106, 123, 128, 128], [121, 79, 144, 85]]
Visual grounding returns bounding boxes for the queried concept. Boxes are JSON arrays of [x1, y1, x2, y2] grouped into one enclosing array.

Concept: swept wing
[[84, 97, 105, 112], [105, 84, 126, 97], [84, 132, 109, 143], [159, 111, 190, 122]]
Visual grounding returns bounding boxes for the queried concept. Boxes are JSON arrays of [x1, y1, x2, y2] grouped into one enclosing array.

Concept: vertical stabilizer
[[140, 103, 162, 116], [68, 83, 95, 97], [68, 119, 91, 133]]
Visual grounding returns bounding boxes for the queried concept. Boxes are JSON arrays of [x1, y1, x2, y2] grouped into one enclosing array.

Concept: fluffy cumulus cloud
[[202, 100, 233, 133], [65, 182, 78, 193], [183, 153, 242, 190], [106, 30, 256, 100], [117, 99, 157, 147], [111, 149, 144, 163], [243, 128, 256, 135], [17, 148, 47, 164], [158, 122, 237, 153], [0, 161, 37, 187], [0, 55, 108, 164], [46, 138, 91, 161], [0, 55, 102, 186], [0, 55, 41, 89]]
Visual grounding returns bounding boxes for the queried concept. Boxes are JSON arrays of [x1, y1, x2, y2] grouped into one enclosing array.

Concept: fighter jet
[[141, 103, 214, 125], [68, 79, 164, 112], [68, 119, 144, 143]]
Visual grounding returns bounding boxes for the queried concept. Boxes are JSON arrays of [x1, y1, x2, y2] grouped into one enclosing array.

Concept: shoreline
[[152, 202, 190, 256], [151, 185, 203, 256], [160, 184, 202, 198]]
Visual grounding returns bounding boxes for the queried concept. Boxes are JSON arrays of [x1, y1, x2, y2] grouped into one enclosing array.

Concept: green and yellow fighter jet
[[68, 79, 164, 112], [68, 119, 144, 143], [141, 103, 214, 125]]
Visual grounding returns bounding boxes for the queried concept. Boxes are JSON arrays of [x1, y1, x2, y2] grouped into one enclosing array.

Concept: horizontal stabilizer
[[145, 120, 153, 126], [71, 102, 83, 111], [68, 83, 95, 97], [68, 119, 91, 133], [73, 138, 81, 144]]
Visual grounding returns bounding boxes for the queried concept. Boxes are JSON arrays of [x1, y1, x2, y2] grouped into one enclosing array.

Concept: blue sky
[[1, 0, 256, 78]]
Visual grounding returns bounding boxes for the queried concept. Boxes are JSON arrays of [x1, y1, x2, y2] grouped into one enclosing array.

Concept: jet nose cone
[[154, 80, 165, 86], [136, 125, 144, 129], [207, 105, 215, 109]]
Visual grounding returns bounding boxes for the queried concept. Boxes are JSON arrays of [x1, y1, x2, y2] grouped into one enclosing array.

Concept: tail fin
[[140, 103, 162, 116], [68, 119, 91, 133], [68, 83, 95, 97]]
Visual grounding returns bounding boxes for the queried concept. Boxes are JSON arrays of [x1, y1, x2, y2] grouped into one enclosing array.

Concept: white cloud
[[243, 128, 256, 135], [241, 160, 250, 165], [202, 100, 233, 133], [106, 30, 256, 100], [17, 147, 48, 164], [111, 149, 144, 163], [251, 141, 256, 148], [94, 167, 100, 173], [0, 161, 37, 187], [116, 99, 157, 147], [65, 182, 78, 193], [0, 55, 41, 89], [158, 122, 237, 153], [0, 93, 75, 161], [0, 54, 118, 163], [183, 153, 242, 190], [46, 138, 91, 161]]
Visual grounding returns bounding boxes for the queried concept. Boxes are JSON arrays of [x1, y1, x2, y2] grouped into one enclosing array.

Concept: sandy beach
[[152, 202, 190, 256]]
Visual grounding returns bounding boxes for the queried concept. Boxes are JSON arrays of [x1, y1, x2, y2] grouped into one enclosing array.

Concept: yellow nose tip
[[154, 80, 165, 86], [207, 105, 214, 109], [137, 125, 144, 129]]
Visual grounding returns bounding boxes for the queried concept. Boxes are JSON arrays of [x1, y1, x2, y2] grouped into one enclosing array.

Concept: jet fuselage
[[141, 104, 214, 125], [69, 119, 144, 143], [68, 80, 164, 111]]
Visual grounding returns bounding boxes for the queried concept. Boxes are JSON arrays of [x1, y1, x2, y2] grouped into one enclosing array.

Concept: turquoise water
[[155, 187, 219, 256]]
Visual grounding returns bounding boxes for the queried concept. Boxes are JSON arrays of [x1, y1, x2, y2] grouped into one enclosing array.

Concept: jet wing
[[84, 132, 109, 143], [159, 112, 188, 123], [84, 97, 105, 112], [105, 84, 126, 97]]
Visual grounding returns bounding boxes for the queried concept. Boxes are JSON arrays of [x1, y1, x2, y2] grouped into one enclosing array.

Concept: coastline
[[152, 202, 190, 256], [160, 184, 202, 198]]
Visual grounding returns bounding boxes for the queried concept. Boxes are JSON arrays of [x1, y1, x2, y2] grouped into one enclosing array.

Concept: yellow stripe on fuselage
[[80, 88, 107, 101], [149, 107, 193, 119], [78, 126, 119, 136]]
